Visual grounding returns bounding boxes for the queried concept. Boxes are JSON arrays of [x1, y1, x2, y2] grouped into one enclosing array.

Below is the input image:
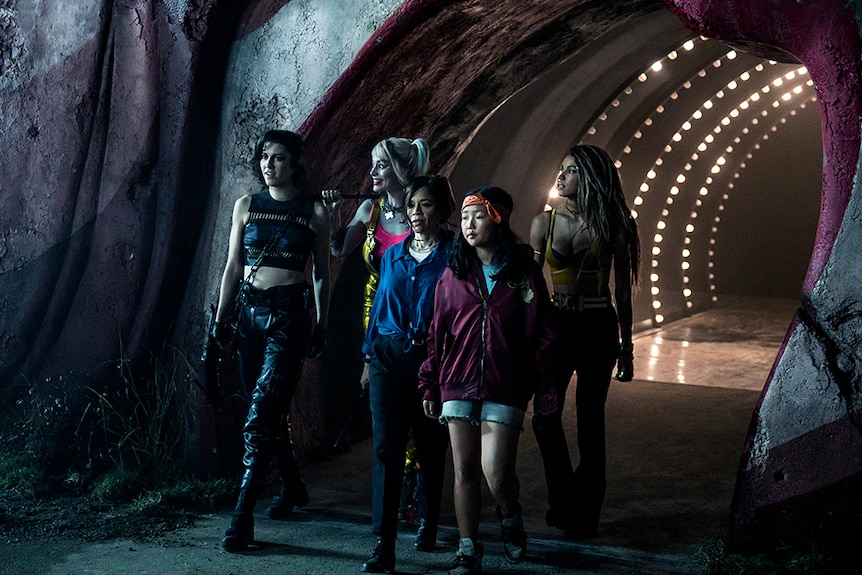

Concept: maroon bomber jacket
[[418, 258, 560, 416]]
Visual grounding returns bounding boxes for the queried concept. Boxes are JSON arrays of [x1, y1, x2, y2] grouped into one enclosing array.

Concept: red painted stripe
[[739, 408, 862, 508], [299, 0, 454, 138]]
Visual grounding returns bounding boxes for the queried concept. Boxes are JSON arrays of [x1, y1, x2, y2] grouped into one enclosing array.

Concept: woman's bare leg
[[447, 419, 482, 540]]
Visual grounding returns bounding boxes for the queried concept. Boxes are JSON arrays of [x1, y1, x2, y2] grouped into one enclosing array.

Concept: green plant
[[0, 450, 40, 496], [128, 476, 235, 514], [86, 344, 195, 479], [90, 466, 143, 502], [693, 534, 838, 575], [0, 374, 79, 494]]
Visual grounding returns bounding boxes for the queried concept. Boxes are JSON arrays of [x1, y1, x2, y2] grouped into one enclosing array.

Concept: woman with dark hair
[[359, 175, 456, 573], [529, 144, 640, 539], [324, 137, 436, 544], [419, 187, 556, 575], [208, 129, 330, 552]]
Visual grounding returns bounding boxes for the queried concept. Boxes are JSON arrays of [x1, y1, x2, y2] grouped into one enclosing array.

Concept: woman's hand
[[614, 345, 634, 382], [360, 361, 371, 389], [423, 400, 439, 419], [321, 189, 343, 208]]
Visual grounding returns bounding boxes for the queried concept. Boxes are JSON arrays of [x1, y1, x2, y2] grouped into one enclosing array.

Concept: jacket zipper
[[475, 272, 489, 397]]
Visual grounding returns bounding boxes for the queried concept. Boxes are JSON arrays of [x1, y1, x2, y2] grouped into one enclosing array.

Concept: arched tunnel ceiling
[[301, 1, 676, 196], [219, 0, 823, 338], [301, 2, 821, 329]]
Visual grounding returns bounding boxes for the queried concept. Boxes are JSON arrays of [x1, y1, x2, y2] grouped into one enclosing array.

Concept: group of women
[[206, 129, 640, 575]]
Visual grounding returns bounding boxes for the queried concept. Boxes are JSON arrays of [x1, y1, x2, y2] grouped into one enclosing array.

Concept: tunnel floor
[[2, 295, 794, 574]]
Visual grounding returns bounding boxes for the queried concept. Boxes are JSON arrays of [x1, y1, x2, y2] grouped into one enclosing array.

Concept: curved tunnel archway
[[0, 0, 857, 552], [202, 0, 849, 545], [265, 0, 853, 547]]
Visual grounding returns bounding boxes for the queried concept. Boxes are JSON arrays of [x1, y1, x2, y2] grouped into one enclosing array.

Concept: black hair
[[568, 144, 640, 286], [450, 186, 529, 281], [253, 129, 309, 187], [403, 174, 457, 225]]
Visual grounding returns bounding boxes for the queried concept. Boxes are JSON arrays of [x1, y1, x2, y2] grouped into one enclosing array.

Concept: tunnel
[[0, 0, 859, 558]]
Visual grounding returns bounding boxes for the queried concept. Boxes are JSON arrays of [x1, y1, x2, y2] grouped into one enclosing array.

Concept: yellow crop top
[[545, 208, 612, 294]]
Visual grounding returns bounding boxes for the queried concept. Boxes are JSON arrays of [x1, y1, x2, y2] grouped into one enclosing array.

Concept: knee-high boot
[[222, 469, 263, 552], [266, 416, 309, 519]]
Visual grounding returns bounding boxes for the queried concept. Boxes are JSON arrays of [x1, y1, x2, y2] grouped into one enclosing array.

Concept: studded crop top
[[545, 207, 612, 293], [243, 191, 316, 272]]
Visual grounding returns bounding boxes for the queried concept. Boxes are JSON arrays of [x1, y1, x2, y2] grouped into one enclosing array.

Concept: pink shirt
[[369, 223, 409, 270]]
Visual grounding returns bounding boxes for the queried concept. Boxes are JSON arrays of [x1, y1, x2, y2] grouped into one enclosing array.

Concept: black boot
[[222, 488, 256, 552], [413, 518, 437, 551], [361, 536, 396, 573], [266, 479, 310, 519]]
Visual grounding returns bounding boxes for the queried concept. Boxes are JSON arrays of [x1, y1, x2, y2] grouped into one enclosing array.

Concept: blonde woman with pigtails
[[324, 137, 430, 329]]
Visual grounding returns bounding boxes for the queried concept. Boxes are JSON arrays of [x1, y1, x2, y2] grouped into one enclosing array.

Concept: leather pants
[[235, 283, 311, 504]]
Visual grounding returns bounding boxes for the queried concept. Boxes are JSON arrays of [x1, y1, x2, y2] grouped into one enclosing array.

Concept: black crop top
[[243, 191, 316, 272]]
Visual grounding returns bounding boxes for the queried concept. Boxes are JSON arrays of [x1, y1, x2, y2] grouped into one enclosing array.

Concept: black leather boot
[[361, 536, 396, 573], [222, 511, 254, 552], [266, 479, 310, 519], [222, 488, 256, 552], [413, 518, 437, 551]]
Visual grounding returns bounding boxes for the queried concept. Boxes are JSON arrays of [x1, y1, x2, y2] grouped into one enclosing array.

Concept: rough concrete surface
[[0, 378, 758, 575]]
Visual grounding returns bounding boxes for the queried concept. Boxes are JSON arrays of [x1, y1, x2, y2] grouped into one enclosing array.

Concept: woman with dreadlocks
[[529, 144, 640, 540]]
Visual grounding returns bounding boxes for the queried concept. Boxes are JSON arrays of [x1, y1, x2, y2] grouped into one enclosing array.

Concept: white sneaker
[[448, 538, 483, 575]]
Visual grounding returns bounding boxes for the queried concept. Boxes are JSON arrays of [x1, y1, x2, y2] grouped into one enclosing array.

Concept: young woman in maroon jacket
[[419, 187, 556, 575]]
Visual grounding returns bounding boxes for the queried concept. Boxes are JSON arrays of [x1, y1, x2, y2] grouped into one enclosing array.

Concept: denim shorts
[[440, 399, 525, 428]]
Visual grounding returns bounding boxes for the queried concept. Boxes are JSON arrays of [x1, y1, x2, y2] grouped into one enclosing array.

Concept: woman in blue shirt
[[359, 175, 456, 574]]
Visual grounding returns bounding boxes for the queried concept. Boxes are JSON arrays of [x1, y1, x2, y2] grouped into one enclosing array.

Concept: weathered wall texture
[[1, 0, 860, 547], [666, 0, 862, 545], [0, 0, 250, 472]]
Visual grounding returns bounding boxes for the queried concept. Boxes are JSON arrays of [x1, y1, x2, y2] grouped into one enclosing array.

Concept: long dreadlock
[[569, 145, 641, 287]]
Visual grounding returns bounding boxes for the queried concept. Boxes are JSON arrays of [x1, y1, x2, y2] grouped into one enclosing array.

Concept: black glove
[[614, 343, 634, 382], [208, 320, 234, 351], [308, 326, 326, 358]]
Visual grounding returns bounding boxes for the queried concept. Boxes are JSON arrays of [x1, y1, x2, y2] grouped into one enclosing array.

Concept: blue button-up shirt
[[362, 231, 453, 356]]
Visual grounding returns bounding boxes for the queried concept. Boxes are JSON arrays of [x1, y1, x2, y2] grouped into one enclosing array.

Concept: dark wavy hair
[[450, 186, 529, 281], [403, 174, 457, 226], [569, 144, 640, 286], [253, 129, 309, 188]]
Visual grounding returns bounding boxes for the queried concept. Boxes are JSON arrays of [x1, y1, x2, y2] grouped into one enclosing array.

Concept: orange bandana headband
[[461, 194, 511, 224]]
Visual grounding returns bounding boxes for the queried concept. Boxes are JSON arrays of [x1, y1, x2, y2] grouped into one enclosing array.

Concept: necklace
[[411, 238, 438, 252], [381, 197, 405, 223], [564, 203, 580, 217]]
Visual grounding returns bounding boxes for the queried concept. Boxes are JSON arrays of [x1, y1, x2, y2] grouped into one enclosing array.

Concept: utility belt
[[552, 293, 612, 312], [238, 282, 312, 310]]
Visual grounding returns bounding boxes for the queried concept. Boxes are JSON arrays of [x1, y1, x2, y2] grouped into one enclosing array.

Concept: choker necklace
[[411, 238, 438, 252], [382, 197, 405, 223], [564, 203, 581, 218]]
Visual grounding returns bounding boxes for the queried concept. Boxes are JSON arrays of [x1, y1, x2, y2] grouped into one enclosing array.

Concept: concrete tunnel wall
[[0, 0, 859, 546]]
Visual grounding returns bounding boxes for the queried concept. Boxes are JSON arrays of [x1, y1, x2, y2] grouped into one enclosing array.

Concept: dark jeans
[[532, 304, 619, 532], [368, 335, 450, 538], [235, 283, 311, 497]]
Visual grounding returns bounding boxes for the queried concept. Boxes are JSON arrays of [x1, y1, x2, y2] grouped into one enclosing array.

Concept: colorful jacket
[[418, 256, 560, 415]]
